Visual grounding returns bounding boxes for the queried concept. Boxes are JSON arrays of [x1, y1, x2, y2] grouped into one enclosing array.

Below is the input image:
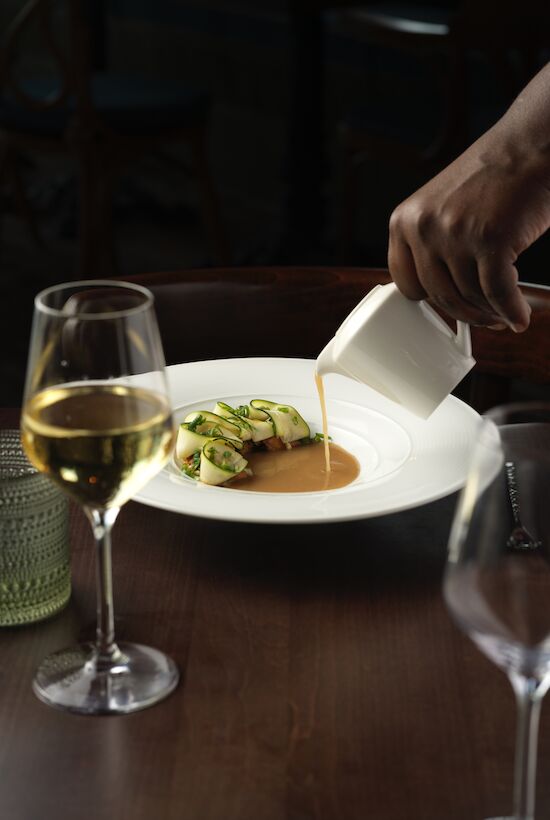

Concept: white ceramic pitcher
[[316, 283, 476, 419]]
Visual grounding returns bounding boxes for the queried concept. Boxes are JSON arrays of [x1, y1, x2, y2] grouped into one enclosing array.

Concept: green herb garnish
[[187, 414, 205, 432], [181, 451, 200, 479]]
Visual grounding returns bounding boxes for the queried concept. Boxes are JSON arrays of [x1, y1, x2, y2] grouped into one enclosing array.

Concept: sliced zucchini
[[184, 410, 239, 438], [213, 401, 253, 441], [176, 422, 243, 462], [228, 402, 274, 442], [250, 399, 310, 443], [247, 417, 274, 443], [184, 411, 242, 439], [234, 403, 270, 421], [200, 439, 249, 486]]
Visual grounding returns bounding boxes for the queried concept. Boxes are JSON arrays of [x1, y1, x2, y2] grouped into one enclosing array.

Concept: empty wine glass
[[21, 280, 178, 715], [444, 402, 550, 820]]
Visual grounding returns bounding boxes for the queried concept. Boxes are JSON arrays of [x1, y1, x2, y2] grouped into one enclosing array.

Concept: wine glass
[[444, 402, 550, 820], [21, 280, 178, 715]]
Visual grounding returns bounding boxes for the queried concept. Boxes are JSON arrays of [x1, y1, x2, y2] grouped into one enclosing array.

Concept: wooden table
[[1, 398, 550, 820], [3, 261, 550, 819]]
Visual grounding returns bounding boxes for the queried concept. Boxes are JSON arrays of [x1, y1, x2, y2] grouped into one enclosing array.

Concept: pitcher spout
[[316, 338, 346, 377]]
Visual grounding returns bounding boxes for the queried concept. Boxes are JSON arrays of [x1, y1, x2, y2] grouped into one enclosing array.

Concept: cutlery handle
[[505, 461, 522, 525]]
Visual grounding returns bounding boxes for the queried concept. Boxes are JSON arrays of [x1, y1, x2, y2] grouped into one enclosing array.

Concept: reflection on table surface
[[1, 401, 549, 820]]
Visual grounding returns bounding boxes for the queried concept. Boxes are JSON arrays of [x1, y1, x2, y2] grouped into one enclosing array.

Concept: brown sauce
[[230, 442, 360, 493]]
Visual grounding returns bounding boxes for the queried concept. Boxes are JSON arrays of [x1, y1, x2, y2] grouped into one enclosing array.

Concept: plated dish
[[134, 357, 481, 524], [176, 397, 314, 484]]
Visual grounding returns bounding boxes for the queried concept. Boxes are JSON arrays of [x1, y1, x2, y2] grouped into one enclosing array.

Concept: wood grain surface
[[1, 402, 550, 820]]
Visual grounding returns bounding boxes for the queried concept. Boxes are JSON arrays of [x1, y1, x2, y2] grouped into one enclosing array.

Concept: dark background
[[1, 0, 549, 406]]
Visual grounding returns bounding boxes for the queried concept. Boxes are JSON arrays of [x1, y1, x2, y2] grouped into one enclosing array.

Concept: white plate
[[134, 357, 481, 524]]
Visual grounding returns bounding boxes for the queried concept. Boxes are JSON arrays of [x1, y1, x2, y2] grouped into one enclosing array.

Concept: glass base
[[32, 641, 179, 715]]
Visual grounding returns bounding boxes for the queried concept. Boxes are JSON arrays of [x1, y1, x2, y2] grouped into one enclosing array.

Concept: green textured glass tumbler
[[0, 429, 70, 625]]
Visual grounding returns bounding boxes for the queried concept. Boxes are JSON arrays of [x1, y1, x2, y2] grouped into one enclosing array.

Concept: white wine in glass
[[21, 280, 178, 715], [444, 403, 550, 820]]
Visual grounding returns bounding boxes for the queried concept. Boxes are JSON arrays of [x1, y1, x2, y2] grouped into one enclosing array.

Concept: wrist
[[485, 64, 550, 174], [476, 115, 550, 182]]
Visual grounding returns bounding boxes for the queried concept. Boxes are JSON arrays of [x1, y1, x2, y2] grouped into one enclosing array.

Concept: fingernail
[[500, 318, 520, 332]]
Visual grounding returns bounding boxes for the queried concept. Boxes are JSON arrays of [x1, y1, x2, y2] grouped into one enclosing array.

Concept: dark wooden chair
[[334, 0, 550, 258], [468, 281, 550, 412], [0, 0, 231, 278], [126, 266, 550, 415]]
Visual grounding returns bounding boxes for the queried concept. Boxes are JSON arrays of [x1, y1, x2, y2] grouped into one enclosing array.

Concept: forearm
[[478, 62, 550, 177]]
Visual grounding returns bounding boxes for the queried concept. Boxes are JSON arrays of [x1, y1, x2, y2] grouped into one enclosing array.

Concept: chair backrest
[[0, 0, 95, 117], [467, 281, 550, 412], [450, 0, 550, 98], [130, 267, 391, 364], [127, 267, 550, 415], [337, 1, 550, 167], [452, 0, 550, 46]]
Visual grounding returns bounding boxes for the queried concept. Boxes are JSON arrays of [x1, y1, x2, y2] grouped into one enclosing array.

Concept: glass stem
[[85, 506, 121, 666], [509, 672, 548, 820]]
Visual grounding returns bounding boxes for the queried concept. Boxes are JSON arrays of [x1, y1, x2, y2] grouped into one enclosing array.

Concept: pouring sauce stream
[[314, 371, 331, 474]]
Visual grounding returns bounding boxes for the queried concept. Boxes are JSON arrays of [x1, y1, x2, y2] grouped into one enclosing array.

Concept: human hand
[[388, 127, 550, 332]]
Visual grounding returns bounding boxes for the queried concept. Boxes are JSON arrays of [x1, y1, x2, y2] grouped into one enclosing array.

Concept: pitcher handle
[[456, 320, 472, 358]]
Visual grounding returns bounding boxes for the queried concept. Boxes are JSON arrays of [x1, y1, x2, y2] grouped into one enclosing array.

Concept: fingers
[[388, 217, 531, 331], [411, 250, 505, 326], [477, 255, 531, 332], [390, 239, 515, 327], [444, 256, 500, 317], [387, 234, 426, 301]]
